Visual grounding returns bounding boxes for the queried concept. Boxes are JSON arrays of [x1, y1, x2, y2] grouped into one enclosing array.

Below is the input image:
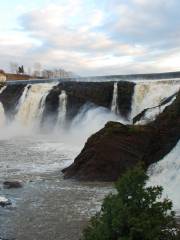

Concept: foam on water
[[131, 81, 180, 119], [148, 140, 180, 211], [135, 95, 177, 125], [69, 104, 119, 145], [15, 83, 56, 128]]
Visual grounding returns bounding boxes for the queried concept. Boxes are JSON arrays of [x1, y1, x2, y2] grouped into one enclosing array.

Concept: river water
[[0, 79, 180, 239], [0, 135, 112, 240]]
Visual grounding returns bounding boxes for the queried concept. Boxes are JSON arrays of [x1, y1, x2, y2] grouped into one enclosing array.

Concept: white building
[[0, 70, 6, 82]]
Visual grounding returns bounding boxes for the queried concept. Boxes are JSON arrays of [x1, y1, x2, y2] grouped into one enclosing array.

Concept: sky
[[0, 0, 180, 76]]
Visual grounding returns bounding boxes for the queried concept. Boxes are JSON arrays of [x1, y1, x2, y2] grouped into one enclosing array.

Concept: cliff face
[[62, 91, 180, 181], [43, 81, 135, 122], [0, 85, 26, 119], [0, 81, 135, 124]]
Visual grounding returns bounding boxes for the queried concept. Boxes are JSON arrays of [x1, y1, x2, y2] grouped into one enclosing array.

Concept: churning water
[[0, 83, 117, 240], [0, 79, 180, 239], [0, 135, 112, 240], [148, 140, 180, 213]]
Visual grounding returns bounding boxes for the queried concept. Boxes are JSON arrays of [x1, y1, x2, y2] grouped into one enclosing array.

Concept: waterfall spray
[[56, 90, 67, 128], [15, 84, 31, 111], [148, 140, 180, 210], [0, 86, 7, 95], [111, 82, 119, 115], [131, 81, 180, 120], [0, 86, 7, 127], [15, 83, 55, 128], [0, 102, 5, 127]]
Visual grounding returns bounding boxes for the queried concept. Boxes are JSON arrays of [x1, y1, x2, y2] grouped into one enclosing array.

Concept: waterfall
[[56, 90, 67, 128], [15, 84, 31, 111], [0, 86, 7, 127], [111, 82, 119, 115], [15, 83, 55, 128], [0, 85, 7, 95], [135, 95, 177, 125], [0, 102, 5, 127], [131, 81, 180, 120], [148, 140, 180, 211]]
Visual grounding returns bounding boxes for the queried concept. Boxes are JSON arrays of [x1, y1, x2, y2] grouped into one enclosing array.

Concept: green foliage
[[82, 164, 180, 240]]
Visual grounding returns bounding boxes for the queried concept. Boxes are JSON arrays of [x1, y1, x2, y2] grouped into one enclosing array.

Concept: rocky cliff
[[62, 91, 180, 181], [0, 81, 135, 124], [43, 81, 135, 123], [0, 84, 26, 119]]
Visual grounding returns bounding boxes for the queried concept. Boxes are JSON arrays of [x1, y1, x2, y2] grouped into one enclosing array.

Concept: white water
[[0, 102, 5, 127], [0, 80, 179, 239], [131, 81, 180, 119], [148, 140, 180, 211], [15, 85, 31, 111], [0, 86, 7, 127], [56, 90, 67, 128], [69, 104, 119, 145], [135, 95, 177, 125], [0, 85, 7, 95], [0, 196, 9, 204], [15, 83, 55, 129], [111, 82, 119, 115]]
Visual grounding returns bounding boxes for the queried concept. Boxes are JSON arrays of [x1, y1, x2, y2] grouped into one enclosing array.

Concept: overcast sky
[[0, 0, 180, 76]]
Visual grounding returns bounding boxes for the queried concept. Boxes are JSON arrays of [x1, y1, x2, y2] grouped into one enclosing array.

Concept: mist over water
[[0, 84, 117, 240], [0, 79, 180, 239], [148, 140, 180, 212], [131, 81, 180, 119]]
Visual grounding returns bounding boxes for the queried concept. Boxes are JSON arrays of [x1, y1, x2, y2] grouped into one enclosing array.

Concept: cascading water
[[111, 82, 119, 115], [15, 84, 31, 111], [56, 90, 68, 128], [15, 83, 55, 129], [0, 102, 5, 127], [0, 86, 7, 127], [0, 79, 179, 239], [135, 95, 177, 125], [0, 85, 7, 94], [69, 104, 119, 145], [131, 81, 180, 120], [148, 140, 180, 211]]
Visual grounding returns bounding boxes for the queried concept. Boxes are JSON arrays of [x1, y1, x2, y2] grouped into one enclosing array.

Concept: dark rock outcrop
[[43, 81, 135, 123], [0, 84, 27, 119], [62, 91, 180, 181], [0, 197, 11, 207], [3, 181, 23, 189], [133, 91, 178, 124]]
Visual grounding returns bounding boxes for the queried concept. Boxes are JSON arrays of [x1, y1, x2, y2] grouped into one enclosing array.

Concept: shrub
[[82, 164, 180, 240]]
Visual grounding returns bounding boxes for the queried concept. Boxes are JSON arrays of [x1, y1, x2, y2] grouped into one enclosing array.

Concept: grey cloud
[[2, 0, 180, 75]]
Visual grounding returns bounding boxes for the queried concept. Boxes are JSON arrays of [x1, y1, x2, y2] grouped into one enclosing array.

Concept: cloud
[[1, 0, 180, 75]]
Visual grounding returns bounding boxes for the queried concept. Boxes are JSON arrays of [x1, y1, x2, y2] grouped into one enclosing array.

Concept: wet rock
[[62, 91, 180, 181], [133, 91, 178, 124], [43, 81, 135, 123], [0, 196, 11, 207], [3, 181, 23, 189], [0, 84, 26, 119], [0, 238, 15, 240]]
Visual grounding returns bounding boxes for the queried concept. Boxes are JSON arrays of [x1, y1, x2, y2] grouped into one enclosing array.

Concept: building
[[41, 69, 76, 79], [6, 73, 31, 81], [0, 70, 7, 82]]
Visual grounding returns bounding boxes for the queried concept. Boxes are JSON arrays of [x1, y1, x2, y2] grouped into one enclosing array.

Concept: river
[[0, 135, 112, 240]]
